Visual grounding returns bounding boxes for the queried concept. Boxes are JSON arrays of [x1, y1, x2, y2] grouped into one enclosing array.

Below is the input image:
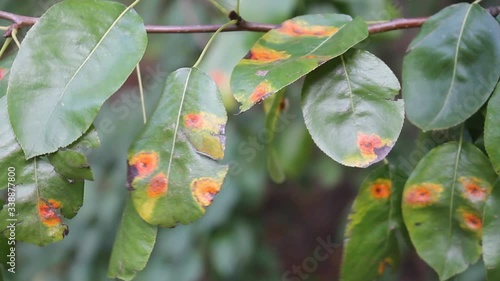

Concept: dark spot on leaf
[[414, 222, 422, 226], [126, 163, 138, 190]]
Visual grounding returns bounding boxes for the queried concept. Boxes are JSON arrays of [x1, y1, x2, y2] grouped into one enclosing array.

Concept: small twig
[[0, 6, 499, 37]]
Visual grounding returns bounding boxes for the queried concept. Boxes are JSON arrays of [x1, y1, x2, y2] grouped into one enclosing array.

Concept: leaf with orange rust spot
[[484, 180, 500, 280], [231, 14, 368, 112], [341, 165, 407, 281], [127, 68, 228, 227], [0, 97, 83, 246], [402, 142, 497, 280], [302, 49, 404, 168]]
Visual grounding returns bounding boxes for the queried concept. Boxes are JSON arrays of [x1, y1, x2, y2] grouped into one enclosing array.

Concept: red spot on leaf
[[357, 133, 383, 155], [244, 45, 290, 63], [129, 152, 159, 179], [404, 183, 443, 206], [459, 177, 488, 202], [250, 81, 272, 103], [462, 211, 483, 232], [147, 173, 168, 198], [371, 179, 392, 199], [38, 200, 62, 227], [277, 21, 339, 37], [0, 68, 5, 80], [184, 113, 204, 129], [191, 178, 222, 207]]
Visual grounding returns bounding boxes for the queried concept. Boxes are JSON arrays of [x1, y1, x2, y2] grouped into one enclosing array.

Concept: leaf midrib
[[166, 69, 193, 180], [427, 4, 473, 129], [42, 4, 134, 137]]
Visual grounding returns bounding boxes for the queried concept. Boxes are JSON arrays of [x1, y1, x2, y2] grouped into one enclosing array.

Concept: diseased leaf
[[402, 142, 497, 280], [341, 164, 406, 281], [231, 14, 368, 112], [127, 68, 228, 227], [264, 90, 285, 183], [484, 180, 500, 280], [7, 0, 147, 158], [108, 198, 157, 281], [402, 3, 500, 131], [485, 83, 500, 175], [302, 49, 404, 168], [0, 97, 83, 246], [48, 128, 100, 180]]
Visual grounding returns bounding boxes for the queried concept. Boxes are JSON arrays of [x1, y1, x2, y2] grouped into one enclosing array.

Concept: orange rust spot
[[377, 258, 393, 275], [249, 81, 272, 103], [244, 45, 290, 63], [38, 200, 62, 227], [371, 179, 392, 199], [191, 178, 222, 207], [357, 133, 383, 155], [404, 183, 443, 206], [0, 68, 5, 80], [47, 199, 62, 209], [147, 173, 168, 198], [184, 113, 205, 129], [277, 20, 339, 37], [459, 177, 488, 202], [463, 212, 482, 231], [129, 152, 159, 179]]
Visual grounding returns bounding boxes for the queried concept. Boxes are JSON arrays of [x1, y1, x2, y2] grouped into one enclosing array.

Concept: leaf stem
[[236, 0, 241, 15], [192, 19, 237, 68], [0, 37, 12, 59], [11, 28, 20, 48], [136, 63, 147, 124], [0, 26, 8, 30], [209, 0, 229, 15], [473, 0, 483, 4]]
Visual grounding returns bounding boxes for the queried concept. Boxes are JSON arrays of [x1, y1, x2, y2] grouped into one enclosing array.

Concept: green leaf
[[484, 180, 500, 280], [48, 128, 100, 180], [7, 0, 147, 159], [402, 142, 497, 280], [264, 90, 285, 183], [302, 49, 404, 168], [402, 3, 500, 131], [485, 83, 500, 175], [0, 97, 83, 246], [341, 164, 406, 281], [108, 198, 157, 281], [231, 14, 368, 112], [127, 68, 228, 227]]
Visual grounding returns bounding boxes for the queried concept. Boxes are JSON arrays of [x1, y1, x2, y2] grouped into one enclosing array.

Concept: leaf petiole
[[136, 63, 147, 124], [192, 19, 237, 68], [0, 37, 12, 59], [11, 29, 21, 49]]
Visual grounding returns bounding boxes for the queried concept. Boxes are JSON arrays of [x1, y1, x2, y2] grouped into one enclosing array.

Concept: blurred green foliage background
[[0, 0, 498, 280]]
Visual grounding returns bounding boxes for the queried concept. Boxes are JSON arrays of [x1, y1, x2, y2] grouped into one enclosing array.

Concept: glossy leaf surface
[[302, 49, 404, 167], [0, 54, 15, 98], [231, 14, 368, 112], [127, 68, 228, 227], [341, 165, 406, 281], [7, 0, 147, 158], [0, 97, 83, 246], [484, 180, 500, 280], [108, 198, 157, 281], [402, 142, 497, 280], [402, 3, 500, 131], [485, 83, 500, 175]]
